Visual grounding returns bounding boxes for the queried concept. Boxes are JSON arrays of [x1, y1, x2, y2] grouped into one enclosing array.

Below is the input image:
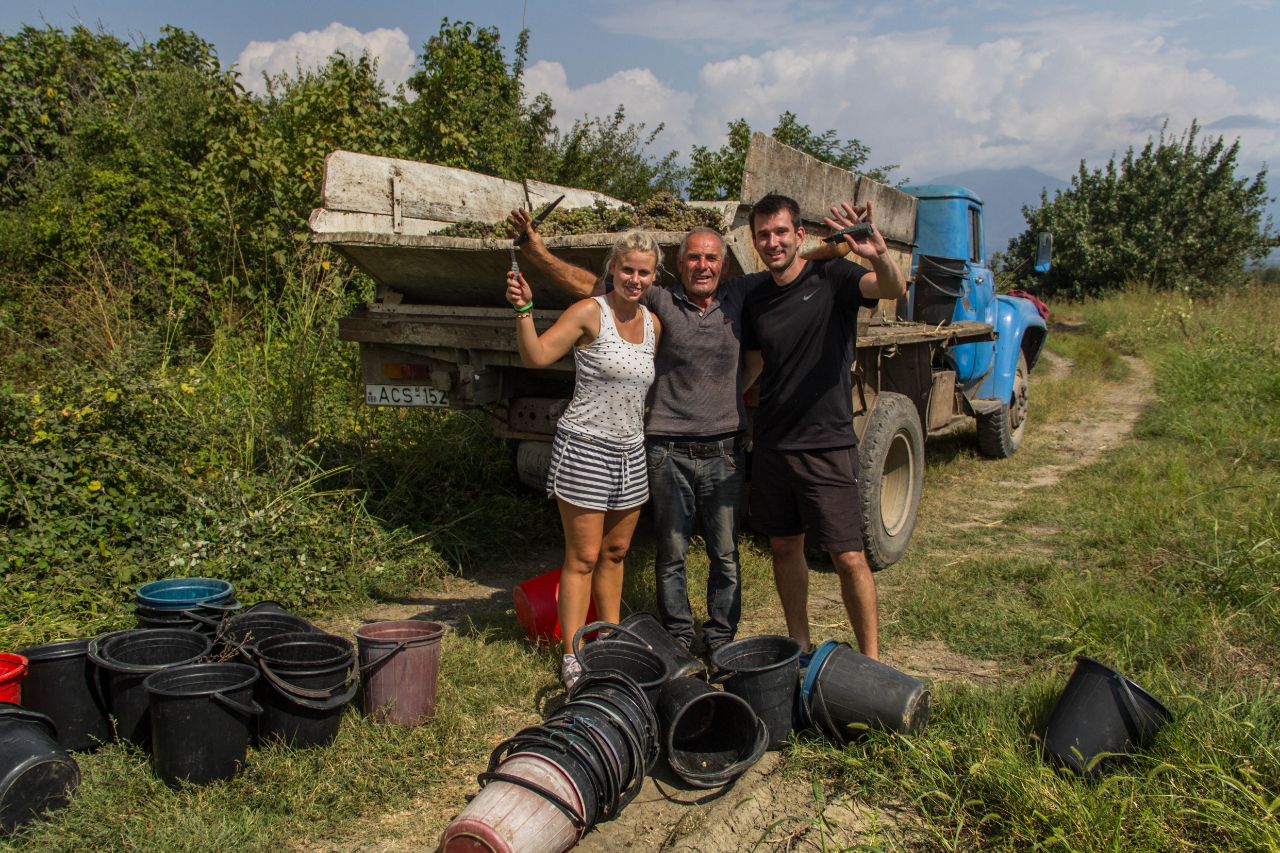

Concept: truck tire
[[858, 392, 925, 572], [977, 351, 1028, 458]]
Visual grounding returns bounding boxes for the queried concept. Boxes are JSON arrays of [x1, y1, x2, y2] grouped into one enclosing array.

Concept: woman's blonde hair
[[602, 229, 665, 281]]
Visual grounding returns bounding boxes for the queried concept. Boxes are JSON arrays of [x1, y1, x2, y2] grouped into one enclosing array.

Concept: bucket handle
[[477, 770, 588, 831], [259, 658, 359, 707], [356, 640, 411, 677], [571, 621, 649, 657], [178, 608, 223, 629], [211, 691, 263, 717]]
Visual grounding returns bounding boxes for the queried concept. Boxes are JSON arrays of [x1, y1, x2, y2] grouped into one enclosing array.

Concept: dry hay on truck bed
[[437, 193, 725, 240]]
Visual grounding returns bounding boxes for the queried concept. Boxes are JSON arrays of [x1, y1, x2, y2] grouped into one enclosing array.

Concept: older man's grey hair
[[676, 227, 726, 265]]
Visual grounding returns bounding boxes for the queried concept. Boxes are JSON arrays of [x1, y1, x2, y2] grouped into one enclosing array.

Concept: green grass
[[796, 285, 1280, 850], [4, 286, 1278, 850]]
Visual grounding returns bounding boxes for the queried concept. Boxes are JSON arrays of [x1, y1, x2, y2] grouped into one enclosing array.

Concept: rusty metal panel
[[927, 370, 958, 431]]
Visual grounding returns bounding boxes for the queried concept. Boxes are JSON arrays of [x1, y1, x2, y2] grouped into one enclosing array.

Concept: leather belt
[[652, 437, 738, 458]]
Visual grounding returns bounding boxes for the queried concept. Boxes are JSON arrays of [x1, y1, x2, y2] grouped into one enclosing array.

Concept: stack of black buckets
[[440, 613, 1172, 853]]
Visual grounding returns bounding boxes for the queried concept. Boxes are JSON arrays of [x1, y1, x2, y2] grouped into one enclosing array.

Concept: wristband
[[514, 302, 534, 313]]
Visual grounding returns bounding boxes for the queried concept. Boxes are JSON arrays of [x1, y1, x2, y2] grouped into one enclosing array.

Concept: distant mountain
[[926, 167, 1069, 259]]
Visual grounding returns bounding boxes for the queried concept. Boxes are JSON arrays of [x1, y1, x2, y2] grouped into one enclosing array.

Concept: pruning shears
[[510, 194, 566, 274], [822, 222, 874, 243]]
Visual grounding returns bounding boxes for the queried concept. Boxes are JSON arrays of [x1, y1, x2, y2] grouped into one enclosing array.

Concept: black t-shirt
[[742, 258, 876, 450]]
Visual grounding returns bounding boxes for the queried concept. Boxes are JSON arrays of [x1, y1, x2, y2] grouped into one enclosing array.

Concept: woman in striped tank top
[[506, 230, 665, 688]]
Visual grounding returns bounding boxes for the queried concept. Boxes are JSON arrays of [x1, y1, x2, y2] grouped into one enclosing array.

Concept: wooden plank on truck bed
[[320, 150, 628, 225], [739, 132, 917, 246]]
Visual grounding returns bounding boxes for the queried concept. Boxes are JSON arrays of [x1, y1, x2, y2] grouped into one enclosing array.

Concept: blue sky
[[4, 0, 1278, 196]]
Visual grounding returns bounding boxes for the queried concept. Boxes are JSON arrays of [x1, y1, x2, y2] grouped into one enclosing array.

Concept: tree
[[1006, 121, 1276, 297], [401, 20, 553, 180], [687, 111, 898, 200], [545, 106, 683, 203]]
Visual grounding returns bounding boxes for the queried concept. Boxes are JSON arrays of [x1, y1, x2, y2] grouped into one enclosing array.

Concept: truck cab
[[904, 184, 1048, 457]]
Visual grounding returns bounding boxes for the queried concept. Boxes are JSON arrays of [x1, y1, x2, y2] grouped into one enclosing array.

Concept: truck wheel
[[858, 392, 925, 572], [977, 351, 1028, 458]]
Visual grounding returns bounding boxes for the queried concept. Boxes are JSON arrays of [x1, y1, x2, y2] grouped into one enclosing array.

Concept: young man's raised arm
[[507, 209, 600, 299]]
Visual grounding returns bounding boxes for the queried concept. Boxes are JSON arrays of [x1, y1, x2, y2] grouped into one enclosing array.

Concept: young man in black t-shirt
[[742, 193, 906, 660]]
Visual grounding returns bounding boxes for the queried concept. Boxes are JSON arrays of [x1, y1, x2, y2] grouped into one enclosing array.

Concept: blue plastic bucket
[[135, 578, 234, 611]]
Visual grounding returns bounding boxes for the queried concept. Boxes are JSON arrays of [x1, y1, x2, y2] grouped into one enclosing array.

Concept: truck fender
[[988, 295, 1047, 404]]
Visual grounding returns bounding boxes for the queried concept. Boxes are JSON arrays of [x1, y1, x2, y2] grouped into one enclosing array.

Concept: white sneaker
[[561, 653, 583, 690]]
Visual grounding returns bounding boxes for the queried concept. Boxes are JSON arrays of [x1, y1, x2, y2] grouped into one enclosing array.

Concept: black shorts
[[749, 445, 864, 553]]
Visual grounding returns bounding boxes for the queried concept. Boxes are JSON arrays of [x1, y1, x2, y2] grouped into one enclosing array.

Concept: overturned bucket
[[513, 567, 597, 646], [442, 751, 586, 853], [144, 662, 261, 787], [803, 641, 930, 740], [659, 677, 768, 788], [0, 704, 80, 835], [710, 635, 800, 749], [619, 611, 706, 680], [1042, 656, 1171, 776], [355, 620, 445, 726]]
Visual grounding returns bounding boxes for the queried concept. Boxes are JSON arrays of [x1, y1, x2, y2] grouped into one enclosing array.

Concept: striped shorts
[[546, 430, 648, 511]]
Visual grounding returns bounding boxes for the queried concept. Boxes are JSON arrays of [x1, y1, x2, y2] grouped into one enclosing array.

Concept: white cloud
[[236, 23, 415, 96], [524, 60, 698, 149], [524, 11, 1280, 185]]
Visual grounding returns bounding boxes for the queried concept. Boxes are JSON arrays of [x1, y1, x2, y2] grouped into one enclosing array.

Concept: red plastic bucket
[[0, 654, 28, 704], [512, 567, 596, 646]]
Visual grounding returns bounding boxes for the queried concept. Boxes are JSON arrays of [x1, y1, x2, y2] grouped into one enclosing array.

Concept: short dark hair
[[749, 193, 801, 233]]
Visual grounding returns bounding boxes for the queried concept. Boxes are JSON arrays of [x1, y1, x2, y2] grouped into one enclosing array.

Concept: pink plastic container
[[512, 567, 596, 646], [439, 752, 584, 853]]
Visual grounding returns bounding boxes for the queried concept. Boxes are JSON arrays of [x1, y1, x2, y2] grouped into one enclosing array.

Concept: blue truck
[[311, 133, 1049, 571]]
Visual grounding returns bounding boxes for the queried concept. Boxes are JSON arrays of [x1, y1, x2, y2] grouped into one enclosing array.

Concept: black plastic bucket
[[88, 629, 213, 748], [619, 612, 706, 680], [13, 639, 111, 752], [710, 635, 800, 749], [254, 632, 357, 748], [803, 641, 930, 741], [912, 255, 966, 326], [135, 598, 242, 635], [659, 677, 768, 788], [0, 704, 80, 835], [572, 622, 672, 709], [144, 663, 261, 787], [219, 612, 317, 660], [569, 672, 660, 775], [1042, 656, 1171, 776]]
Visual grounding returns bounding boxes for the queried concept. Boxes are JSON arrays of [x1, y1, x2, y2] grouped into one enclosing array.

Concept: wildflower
[[180, 383, 195, 395], [87, 480, 103, 492]]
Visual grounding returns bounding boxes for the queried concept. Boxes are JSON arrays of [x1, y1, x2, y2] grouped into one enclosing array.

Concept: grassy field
[[2, 286, 1277, 850]]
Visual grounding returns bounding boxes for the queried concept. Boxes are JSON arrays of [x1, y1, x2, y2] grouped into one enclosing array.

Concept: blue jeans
[[646, 439, 744, 650]]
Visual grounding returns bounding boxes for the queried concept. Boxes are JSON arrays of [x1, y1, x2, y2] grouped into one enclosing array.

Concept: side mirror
[[1033, 232, 1052, 274]]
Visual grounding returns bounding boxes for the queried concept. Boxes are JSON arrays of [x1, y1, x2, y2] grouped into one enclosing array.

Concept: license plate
[[365, 384, 450, 407]]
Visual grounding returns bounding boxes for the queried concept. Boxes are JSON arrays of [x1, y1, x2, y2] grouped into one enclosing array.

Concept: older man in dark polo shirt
[[509, 211, 753, 654]]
